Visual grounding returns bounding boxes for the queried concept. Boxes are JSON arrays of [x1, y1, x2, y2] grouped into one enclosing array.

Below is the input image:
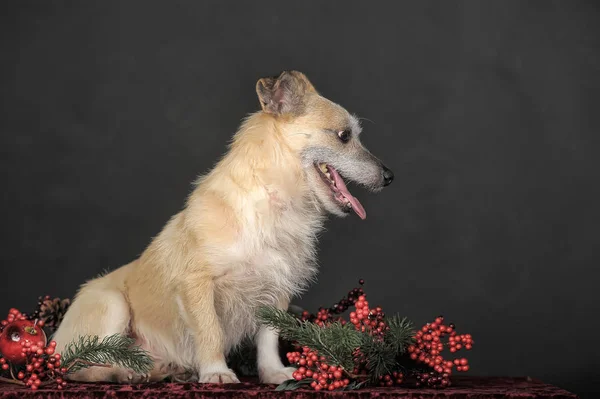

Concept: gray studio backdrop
[[1, 1, 599, 397]]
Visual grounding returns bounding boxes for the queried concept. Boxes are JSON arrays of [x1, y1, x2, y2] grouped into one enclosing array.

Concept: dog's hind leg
[[53, 266, 151, 383]]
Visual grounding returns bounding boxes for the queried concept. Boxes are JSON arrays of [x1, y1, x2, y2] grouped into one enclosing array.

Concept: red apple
[[0, 320, 46, 364]]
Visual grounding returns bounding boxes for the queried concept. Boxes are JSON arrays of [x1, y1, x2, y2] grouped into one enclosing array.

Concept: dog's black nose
[[382, 165, 394, 186]]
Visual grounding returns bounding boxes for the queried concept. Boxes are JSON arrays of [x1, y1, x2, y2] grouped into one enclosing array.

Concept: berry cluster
[[415, 371, 451, 388], [277, 280, 475, 391], [289, 280, 406, 390], [303, 308, 346, 327], [0, 308, 68, 391], [287, 346, 351, 391], [377, 371, 404, 387], [18, 341, 66, 390], [0, 308, 29, 329], [349, 295, 387, 338], [449, 333, 473, 354], [300, 280, 366, 326], [408, 316, 474, 388]]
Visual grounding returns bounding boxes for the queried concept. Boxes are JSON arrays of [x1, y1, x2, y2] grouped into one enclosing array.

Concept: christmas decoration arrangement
[[0, 280, 474, 392], [257, 279, 475, 391], [0, 297, 153, 391]]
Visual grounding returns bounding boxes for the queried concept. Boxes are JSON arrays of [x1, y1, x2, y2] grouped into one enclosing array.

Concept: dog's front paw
[[200, 369, 240, 384], [114, 370, 151, 384], [260, 366, 296, 384]]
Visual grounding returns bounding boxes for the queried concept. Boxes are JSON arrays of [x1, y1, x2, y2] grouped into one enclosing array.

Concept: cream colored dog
[[53, 71, 394, 384]]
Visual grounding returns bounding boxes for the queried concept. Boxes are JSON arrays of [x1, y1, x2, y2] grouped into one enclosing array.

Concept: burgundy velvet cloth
[[0, 377, 578, 398]]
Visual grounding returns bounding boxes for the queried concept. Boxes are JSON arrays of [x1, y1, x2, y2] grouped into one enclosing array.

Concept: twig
[[343, 371, 370, 379], [0, 375, 59, 388], [0, 376, 25, 386], [39, 379, 57, 387]]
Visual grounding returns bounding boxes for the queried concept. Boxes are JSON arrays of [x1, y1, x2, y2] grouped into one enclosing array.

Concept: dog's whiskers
[[357, 116, 375, 125]]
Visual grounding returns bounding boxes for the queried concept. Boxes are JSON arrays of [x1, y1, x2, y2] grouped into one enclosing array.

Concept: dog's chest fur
[[211, 192, 323, 351]]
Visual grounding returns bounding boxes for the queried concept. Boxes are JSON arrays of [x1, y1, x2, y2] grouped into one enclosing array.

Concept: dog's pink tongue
[[328, 166, 367, 220]]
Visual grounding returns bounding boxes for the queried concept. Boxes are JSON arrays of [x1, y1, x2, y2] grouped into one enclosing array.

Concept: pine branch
[[61, 334, 154, 374], [384, 315, 415, 354], [360, 338, 397, 381], [257, 306, 362, 371], [257, 306, 303, 335], [357, 316, 414, 380]]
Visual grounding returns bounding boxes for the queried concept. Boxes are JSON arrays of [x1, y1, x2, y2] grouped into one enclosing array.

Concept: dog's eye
[[337, 130, 351, 143]]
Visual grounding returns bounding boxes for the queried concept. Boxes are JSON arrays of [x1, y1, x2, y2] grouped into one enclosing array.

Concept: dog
[[53, 71, 394, 384]]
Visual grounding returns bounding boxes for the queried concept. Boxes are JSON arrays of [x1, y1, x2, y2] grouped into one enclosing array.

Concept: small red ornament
[[0, 320, 47, 364]]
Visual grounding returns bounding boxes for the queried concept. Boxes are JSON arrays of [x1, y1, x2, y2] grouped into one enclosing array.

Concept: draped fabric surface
[[0, 377, 578, 398]]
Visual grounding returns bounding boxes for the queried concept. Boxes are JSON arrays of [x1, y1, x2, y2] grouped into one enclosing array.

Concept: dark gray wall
[[1, 1, 598, 397]]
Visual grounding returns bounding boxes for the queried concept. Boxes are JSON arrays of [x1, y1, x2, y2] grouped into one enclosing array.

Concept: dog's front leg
[[179, 271, 239, 384], [257, 298, 296, 384]]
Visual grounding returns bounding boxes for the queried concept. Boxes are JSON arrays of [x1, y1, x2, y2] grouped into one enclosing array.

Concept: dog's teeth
[[319, 163, 328, 173]]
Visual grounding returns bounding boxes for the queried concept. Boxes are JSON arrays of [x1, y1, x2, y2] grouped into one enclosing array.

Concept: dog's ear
[[256, 71, 314, 115]]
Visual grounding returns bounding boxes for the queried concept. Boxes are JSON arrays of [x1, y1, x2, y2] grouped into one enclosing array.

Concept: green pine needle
[[257, 306, 362, 371], [360, 338, 397, 381], [61, 334, 154, 374], [384, 315, 415, 354], [258, 306, 417, 382]]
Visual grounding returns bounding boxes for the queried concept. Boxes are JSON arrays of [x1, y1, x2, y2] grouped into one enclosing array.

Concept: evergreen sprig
[[258, 305, 416, 383], [384, 315, 415, 354], [359, 339, 398, 381], [61, 334, 154, 374], [257, 306, 362, 371]]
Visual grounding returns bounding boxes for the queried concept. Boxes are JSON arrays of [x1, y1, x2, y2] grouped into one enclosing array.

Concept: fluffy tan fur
[[53, 71, 390, 384]]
